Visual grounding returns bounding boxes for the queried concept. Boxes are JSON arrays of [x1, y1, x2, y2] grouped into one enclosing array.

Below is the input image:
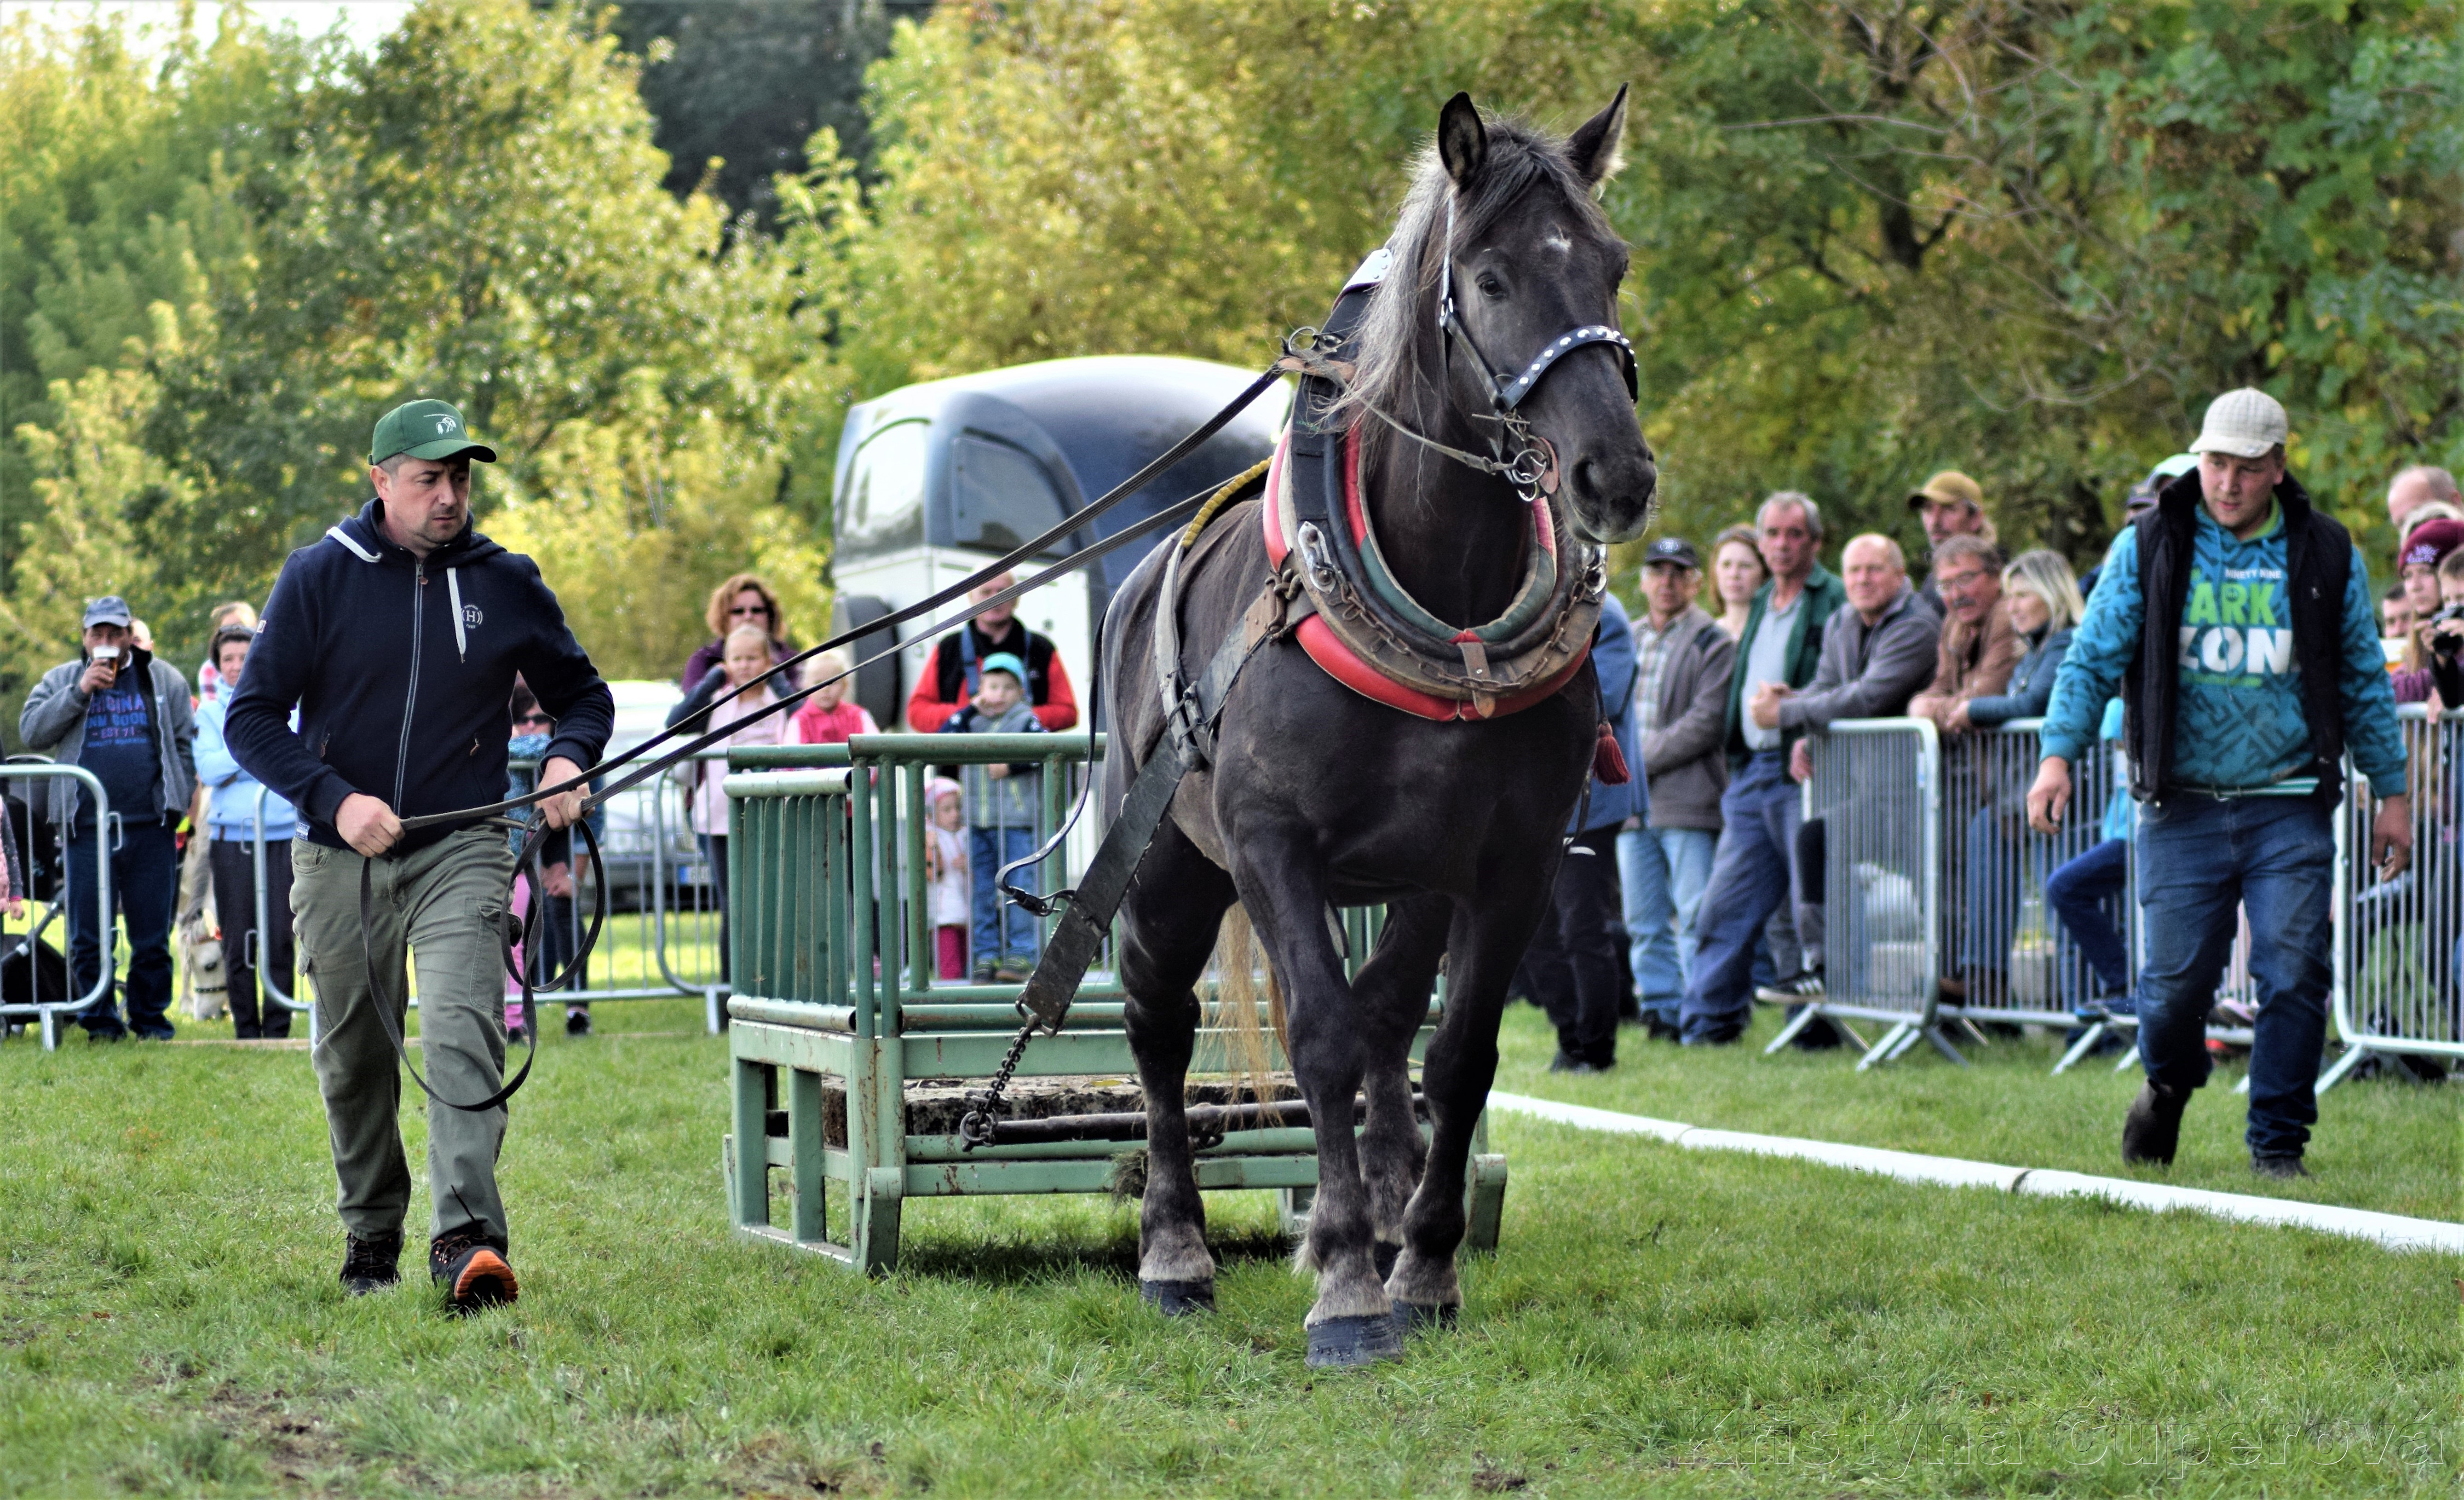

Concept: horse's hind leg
[[1118, 818, 1237, 1314], [1346, 896, 1449, 1289], [1392, 881, 1556, 1319]]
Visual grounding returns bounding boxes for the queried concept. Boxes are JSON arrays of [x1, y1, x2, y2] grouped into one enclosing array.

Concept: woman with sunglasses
[[680, 573, 799, 698], [504, 683, 600, 1039]]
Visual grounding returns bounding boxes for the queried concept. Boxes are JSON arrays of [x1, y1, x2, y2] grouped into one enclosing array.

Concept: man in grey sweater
[[1619, 539, 1734, 1039], [1755, 534, 1941, 1009], [19, 596, 198, 1040]]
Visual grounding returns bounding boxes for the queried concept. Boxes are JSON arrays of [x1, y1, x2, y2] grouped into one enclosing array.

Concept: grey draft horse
[[1099, 89, 1657, 1368]]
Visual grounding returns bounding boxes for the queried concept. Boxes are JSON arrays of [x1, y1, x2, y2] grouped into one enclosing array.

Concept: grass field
[[1, 997, 2455, 1497]]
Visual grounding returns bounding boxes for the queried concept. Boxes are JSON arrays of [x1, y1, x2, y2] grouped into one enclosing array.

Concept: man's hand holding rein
[[538, 756, 588, 832], [337, 792, 404, 857]]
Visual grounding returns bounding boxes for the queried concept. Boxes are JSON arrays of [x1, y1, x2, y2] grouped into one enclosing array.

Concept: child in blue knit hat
[[935, 653, 1044, 982]]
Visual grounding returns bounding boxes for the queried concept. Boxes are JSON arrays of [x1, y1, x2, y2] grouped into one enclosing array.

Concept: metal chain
[[958, 1017, 1040, 1151]]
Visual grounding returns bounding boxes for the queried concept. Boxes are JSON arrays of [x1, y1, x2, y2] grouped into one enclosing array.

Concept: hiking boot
[[2120, 1080, 2190, 1167], [430, 1232, 519, 1314], [340, 1232, 402, 1296], [1548, 1051, 1609, 1075], [2251, 1153, 2310, 1180], [565, 1007, 592, 1038]]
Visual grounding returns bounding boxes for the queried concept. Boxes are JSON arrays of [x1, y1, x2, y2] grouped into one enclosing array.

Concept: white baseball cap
[[2189, 388, 2289, 459]]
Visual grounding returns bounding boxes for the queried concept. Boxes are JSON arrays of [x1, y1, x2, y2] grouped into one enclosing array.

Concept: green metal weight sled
[[719, 734, 1507, 1272]]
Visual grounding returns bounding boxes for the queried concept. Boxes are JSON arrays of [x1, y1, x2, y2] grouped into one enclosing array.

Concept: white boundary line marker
[[1487, 1091, 2464, 1256]]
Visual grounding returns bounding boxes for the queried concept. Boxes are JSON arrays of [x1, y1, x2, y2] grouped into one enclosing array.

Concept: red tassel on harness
[[1592, 721, 1631, 785]]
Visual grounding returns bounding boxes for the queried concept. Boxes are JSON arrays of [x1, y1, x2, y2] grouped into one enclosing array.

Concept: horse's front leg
[[1118, 820, 1239, 1314], [1346, 895, 1450, 1285], [1391, 867, 1557, 1320], [1231, 835, 1397, 1368]]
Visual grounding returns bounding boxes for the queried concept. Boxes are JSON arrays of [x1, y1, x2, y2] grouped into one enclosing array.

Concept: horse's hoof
[[1391, 1300, 1459, 1336], [1304, 1313, 1403, 1369], [1139, 1278, 1216, 1317], [1373, 1241, 1401, 1280]]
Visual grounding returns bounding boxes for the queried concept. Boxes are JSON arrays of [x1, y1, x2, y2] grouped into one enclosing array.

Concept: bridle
[[1431, 193, 1638, 503]]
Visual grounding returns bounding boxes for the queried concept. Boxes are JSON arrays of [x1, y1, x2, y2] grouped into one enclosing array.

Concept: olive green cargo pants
[[292, 829, 516, 1247]]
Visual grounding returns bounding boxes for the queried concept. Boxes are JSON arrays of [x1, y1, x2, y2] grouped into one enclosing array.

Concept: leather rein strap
[[359, 814, 607, 1114]]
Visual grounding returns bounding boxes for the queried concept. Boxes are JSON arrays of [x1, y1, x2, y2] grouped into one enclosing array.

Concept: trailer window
[[952, 432, 1070, 557], [839, 419, 929, 559]]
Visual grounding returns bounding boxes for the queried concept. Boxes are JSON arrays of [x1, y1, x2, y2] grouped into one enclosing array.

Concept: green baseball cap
[[370, 399, 497, 465]]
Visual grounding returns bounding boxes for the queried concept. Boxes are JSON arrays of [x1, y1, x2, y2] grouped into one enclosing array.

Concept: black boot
[[2120, 1080, 2190, 1166], [340, 1231, 403, 1295]]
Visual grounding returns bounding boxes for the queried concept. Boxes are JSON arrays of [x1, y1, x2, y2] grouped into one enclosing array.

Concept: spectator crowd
[[7, 387, 2450, 1181]]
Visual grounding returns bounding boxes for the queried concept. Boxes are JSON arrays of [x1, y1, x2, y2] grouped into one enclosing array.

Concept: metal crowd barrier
[[1784, 718, 2270, 1074], [2321, 703, 2462, 1088], [0, 764, 116, 1049], [720, 734, 1500, 1273], [1940, 722, 2129, 1033], [1772, 718, 1953, 1068]]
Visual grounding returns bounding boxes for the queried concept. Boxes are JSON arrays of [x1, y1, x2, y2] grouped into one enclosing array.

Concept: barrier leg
[[1464, 1155, 1508, 1254], [732, 1057, 770, 1230], [2313, 1043, 2373, 1096], [1763, 1005, 1822, 1054], [706, 987, 725, 1036], [2052, 1021, 2109, 1075], [1279, 1185, 1316, 1242], [1855, 1020, 1912, 1072], [1921, 1026, 1969, 1066], [788, 1066, 826, 1244]]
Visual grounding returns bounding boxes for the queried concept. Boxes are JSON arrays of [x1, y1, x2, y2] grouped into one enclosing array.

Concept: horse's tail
[[1198, 904, 1287, 1107]]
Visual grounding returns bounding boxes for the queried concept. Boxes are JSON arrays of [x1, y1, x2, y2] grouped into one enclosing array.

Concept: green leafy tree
[[793, 0, 2459, 578], [0, 6, 328, 718], [606, 0, 929, 222]]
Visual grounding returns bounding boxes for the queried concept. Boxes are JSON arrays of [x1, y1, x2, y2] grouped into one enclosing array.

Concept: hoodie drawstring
[[447, 568, 467, 661]]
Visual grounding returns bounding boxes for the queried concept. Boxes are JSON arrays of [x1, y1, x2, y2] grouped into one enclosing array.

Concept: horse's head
[[1351, 89, 1657, 545]]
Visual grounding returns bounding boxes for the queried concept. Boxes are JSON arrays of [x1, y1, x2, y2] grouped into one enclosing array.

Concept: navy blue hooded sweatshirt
[[226, 498, 614, 852]]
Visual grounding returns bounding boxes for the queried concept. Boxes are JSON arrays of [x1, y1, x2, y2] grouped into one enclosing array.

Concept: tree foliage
[[606, 0, 927, 223], [798, 0, 2461, 570], [3, 0, 831, 727]]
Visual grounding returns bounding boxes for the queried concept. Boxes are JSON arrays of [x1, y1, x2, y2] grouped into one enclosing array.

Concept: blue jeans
[[2135, 794, 2333, 1158], [970, 824, 1041, 967], [1680, 753, 1803, 1041], [64, 814, 179, 1039], [1618, 824, 1716, 1022], [2044, 838, 2131, 999]]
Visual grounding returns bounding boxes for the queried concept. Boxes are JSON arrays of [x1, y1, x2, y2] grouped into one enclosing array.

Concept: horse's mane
[[1330, 113, 1617, 452]]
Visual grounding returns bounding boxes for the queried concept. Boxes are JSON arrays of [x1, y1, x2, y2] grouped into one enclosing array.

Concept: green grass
[[1, 1001, 2455, 1497]]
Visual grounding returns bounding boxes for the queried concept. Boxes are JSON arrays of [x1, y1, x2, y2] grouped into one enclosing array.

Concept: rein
[[362, 358, 1298, 1113]]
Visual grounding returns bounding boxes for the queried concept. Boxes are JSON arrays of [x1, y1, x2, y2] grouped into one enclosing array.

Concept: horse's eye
[[1476, 273, 1506, 298]]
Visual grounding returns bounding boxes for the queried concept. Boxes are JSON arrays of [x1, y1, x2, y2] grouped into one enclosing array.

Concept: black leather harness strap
[[1015, 605, 1271, 1035]]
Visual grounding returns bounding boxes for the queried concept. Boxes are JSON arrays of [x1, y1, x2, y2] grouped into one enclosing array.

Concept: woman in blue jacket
[[194, 624, 300, 1039]]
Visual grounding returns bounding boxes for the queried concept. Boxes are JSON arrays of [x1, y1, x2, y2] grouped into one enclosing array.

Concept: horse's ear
[[1438, 92, 1486, 189], [1565, 84, 1630, 189]]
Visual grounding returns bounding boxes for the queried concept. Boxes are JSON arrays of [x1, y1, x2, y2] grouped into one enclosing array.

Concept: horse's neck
[[1360, 437, 1533, 630]]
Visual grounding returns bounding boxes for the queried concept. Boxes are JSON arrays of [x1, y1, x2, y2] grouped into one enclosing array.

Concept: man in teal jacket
[[2028, 389, 2409, 1178]]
